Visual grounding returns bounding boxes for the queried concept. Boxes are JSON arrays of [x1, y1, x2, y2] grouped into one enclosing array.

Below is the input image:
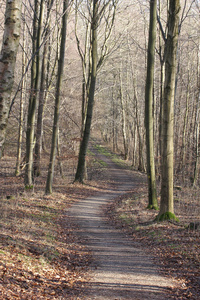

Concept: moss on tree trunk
[[156, 212, 179, 222]]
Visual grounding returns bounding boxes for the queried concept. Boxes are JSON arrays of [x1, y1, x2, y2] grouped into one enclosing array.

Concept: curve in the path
[[68, 149, 178, 299]]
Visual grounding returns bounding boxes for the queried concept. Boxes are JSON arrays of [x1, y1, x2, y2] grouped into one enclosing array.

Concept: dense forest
[[0, 1, 200, 299], [0, 0, 199, 215]]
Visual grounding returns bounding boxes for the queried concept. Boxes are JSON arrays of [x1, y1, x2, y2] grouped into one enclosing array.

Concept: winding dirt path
[[68, 149, 178, 299]]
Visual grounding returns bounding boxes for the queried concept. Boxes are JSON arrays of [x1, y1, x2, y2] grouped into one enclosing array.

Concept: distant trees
[[0, 0, 199, 214], [74, 0, 118, 182], [92, 1, 200, 216], [0, 0, 22, 159], [95, 0, 147, 172]]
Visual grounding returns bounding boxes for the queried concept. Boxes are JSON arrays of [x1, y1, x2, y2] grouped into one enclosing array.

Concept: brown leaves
[[0, 187, 94, 299], [0, 149, 107, 300], [106, 188, 200, 300]]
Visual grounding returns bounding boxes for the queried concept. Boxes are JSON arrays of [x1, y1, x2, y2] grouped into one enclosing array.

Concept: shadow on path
[[67, 146, 178, 299]]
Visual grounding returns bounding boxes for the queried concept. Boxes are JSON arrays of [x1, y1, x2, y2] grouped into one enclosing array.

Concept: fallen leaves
[[106, 188, 200, 300], [0, 179, 98, 299], [0, 148, 200, 299]]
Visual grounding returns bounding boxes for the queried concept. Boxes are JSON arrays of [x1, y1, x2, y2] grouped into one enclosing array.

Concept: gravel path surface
[[68, 151, 178, 299]]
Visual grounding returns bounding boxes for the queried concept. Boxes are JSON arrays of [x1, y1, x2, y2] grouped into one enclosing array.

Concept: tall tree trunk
[[112, 82, 118, 153], [157, 0, 166, 179], [0, 0, 22, 158], [192, 41, 200, 187], [145, 0, 158, 209], [25, 0, 43, 187], [74, 0, 98, 183], [16, 13, 26, 175], [34, 0, 50, 176], [159, 61, 165, 164], [193, 91, 200, 186], [179, 73, 190, 182], [158, 0, 180, 221], [119, 64, 128, 160], [34, 39, 47, 176], [133, 80, 145, 172], [75, 1, 91, 138], [46, 0, 68, 194], [57, 129, 64, 178]]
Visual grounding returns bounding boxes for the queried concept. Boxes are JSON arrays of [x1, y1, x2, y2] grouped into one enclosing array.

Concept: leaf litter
[[0, 151, 199, 299], [105, 186, 200, 300]]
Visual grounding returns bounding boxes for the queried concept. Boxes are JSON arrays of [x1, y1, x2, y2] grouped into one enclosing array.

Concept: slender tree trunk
[[111, 75, 118, 152], [25, 0, 43, 187], [179, 74, 190, 181], [34, 1, 49, 176], [159, 61, 165, 163], [133, 81, 145, 172], [46, 0, 68, 194], [34, 41, 47, 176], [158, 0, 180, 220], [112, 82, 116, 152], [145, 0, 158, 209], [16, 14, 26, 175], [119, 65, 128, 160], [193, 91, 200, 186], [57, 129, 64, 178], [157, 0, 166, 179], [132, 122, 137, 168], [192, 41, 200, 187], [75, 3, 91, 138], [0, 0, 22, 158], [74, 0, 98, 183]]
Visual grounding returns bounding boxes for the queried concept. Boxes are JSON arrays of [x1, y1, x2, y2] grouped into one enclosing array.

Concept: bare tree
[[74, 0, 118, 182], [145, 0, 158, 209], [25, 0, 44, 187], [34, 0, 53, 177], [157, 0, 180, 221], [15, 7, 27, 175], [46, 0, 69, 194]]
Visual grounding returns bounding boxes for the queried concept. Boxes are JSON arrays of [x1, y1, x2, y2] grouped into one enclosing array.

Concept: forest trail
[[67, 145, 178, 299]]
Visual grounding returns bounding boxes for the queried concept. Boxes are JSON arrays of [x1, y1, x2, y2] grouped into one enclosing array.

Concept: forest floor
[[0, 141, 199, 299]]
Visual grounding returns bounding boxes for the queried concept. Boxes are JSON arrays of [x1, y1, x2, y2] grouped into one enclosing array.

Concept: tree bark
[[0, 0, 22, 158], [46, 0, 68, 194], [75, 0, 91, 138], [158, 0, 180, 220], [145, 0, 158, 209], [34, 0, 50, 177], [112, 80, 118, 152], [119, 63, 128, 160], [74, 0, 98, 183], [193, 90, 200, 186], [16, 13, 26, 175], [192, 40, 200, 187], [25, 0, 43, 187]]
